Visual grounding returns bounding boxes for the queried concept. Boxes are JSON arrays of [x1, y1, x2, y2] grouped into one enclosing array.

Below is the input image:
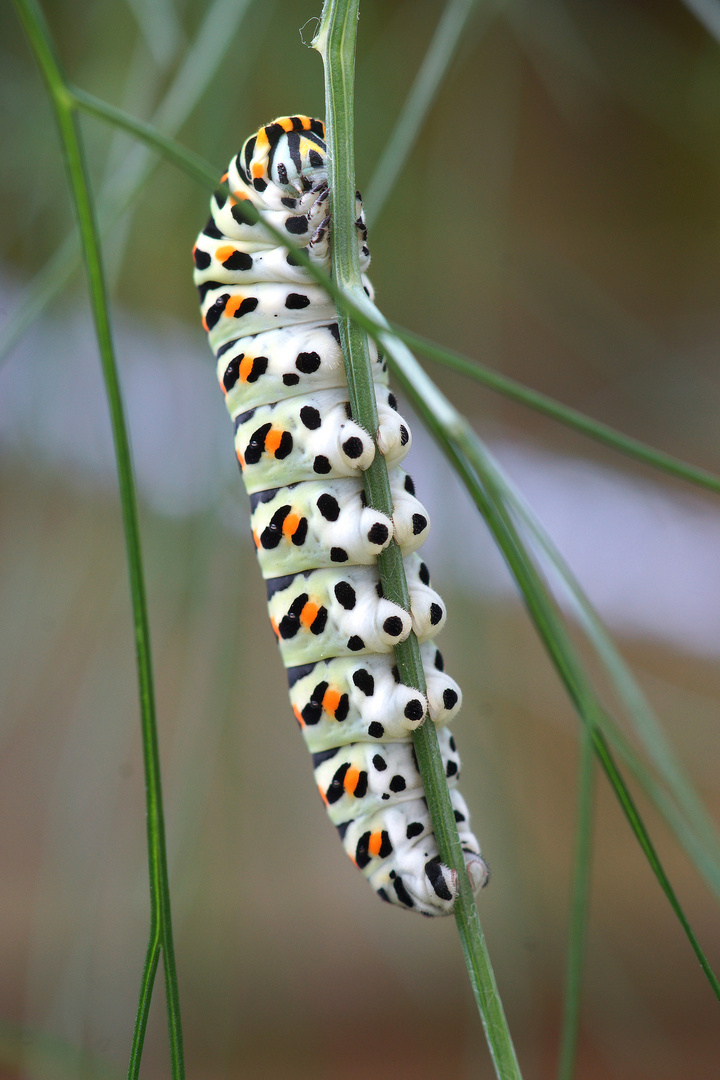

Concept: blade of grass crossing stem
[[65, 6, 720, 1010], [556, 729, 595, 1080], [10, 1, 185, 1076], [71, 87, 219, 187], [380, 337, 720, 1000], [313, 3, 523, 1077]]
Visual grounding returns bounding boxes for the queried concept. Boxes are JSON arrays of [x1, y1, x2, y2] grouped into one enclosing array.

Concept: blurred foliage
[[2, 0, 720, 1078]]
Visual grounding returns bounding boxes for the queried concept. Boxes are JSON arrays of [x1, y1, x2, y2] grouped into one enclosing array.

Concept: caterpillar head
[[240, 116, 327, 195]]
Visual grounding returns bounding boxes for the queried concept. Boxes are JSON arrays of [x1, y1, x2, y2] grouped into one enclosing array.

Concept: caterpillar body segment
[[194, 116, 488, 916], [249, 469, 429, 579]]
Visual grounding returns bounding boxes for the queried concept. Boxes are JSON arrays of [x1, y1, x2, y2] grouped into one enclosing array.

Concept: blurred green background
[[1, 0, 720, 1076]]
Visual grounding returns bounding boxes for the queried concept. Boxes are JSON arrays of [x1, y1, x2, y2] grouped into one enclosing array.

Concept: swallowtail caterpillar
[[193, 115, 488, 915]]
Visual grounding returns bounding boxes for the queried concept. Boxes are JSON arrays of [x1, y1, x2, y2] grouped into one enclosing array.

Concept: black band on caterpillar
[[194, 115, 488, 916]]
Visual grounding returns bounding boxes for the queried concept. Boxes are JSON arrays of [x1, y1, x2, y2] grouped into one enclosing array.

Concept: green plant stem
[[556, 729, 595, 1080], [313, 3, 522, 1077], [11, 2, 184, 1077]]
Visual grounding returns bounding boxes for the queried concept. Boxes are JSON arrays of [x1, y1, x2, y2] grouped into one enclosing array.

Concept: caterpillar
[[193, 115, 489, 915]]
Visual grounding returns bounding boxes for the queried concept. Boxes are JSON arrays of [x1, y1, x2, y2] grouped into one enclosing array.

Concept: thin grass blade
[[10, 0, 185, 1074]]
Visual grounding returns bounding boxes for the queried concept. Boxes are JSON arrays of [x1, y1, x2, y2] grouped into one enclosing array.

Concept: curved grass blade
[[482, 453, 720, 899], [313, 3, 523, 1077], [371, 322, 720, 1002], [71, 86, 218, 187], [488, 459, 720, 894], [10, 1, 185, 1076]]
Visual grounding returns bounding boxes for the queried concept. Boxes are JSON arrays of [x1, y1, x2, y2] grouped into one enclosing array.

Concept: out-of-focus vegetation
[[1, 1, 720, 1077]]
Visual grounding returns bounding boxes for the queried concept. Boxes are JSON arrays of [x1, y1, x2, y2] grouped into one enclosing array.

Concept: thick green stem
[[11, 2, 185, 1077], [313, 3, 522, 1077]]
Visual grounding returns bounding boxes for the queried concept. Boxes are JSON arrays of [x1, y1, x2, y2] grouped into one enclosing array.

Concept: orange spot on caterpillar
[[293, 704, 305, 728], [224, 295, 246, 318], [282, 513, 301, 537], [201, 316, 208, 333], [278, 117, 295, 132], [236, 448, 245, 469], [251, 163, 265, 179], [344, 767, 360, 795], [264, 428, 283, 456], [238, 356, 254, 382], [219, 172, 228, 182], [255, 127, 270, 153], [318, 783, 328, 807], [252, 531, 260, 549], [299, 601, 319, 629], [368, 832, 383, 858], [270, 617, 279, 639], [232, 189, 250, 201], [216, 244, 236, 263], [322, 688, 341, 716]]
